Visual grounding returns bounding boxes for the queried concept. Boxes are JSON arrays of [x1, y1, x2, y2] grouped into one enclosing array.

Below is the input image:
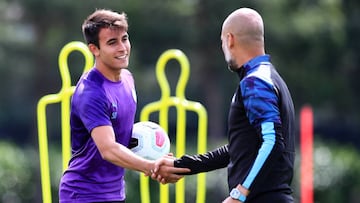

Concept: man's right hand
[[151, 155, 191, 184]]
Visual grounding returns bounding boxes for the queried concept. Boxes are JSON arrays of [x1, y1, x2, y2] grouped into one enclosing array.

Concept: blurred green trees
[[0, 142, 39, 202]]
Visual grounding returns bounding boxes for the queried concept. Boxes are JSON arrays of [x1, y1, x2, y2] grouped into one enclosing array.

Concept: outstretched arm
[[174, 144, 230, 174], [152, 145, 230, 184], [91, 125, 155, 175]]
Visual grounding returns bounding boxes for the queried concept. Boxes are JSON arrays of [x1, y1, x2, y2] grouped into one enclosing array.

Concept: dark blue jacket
[[175, 55, 295, 202]]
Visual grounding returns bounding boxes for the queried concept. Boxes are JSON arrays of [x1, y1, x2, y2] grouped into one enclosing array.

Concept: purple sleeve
[[76, 87, 112, 133]]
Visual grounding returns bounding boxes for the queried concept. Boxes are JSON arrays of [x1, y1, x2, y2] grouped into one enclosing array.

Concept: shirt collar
[[236, 54, 270, 78], [243, 54, 271, 70]]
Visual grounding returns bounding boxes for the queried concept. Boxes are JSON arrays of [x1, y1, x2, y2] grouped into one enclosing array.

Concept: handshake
[[145, 154, 191, 184]]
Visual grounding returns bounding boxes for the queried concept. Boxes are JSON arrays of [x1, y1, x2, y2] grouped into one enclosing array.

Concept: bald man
[[153, 8, 295, 203]]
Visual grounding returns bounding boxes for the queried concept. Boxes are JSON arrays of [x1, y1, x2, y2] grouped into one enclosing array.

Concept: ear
[[226, 33, 235, 49], [88, 44, 99, 57]]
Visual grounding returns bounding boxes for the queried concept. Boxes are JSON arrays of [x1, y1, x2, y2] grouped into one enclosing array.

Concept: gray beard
[[227, 59, 238, 72]]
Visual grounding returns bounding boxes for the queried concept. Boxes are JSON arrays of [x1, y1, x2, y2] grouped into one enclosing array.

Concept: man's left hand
[[222, 196, 242, 203]]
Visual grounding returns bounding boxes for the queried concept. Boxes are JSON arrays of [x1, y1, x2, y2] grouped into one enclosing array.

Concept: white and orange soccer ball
[[130, 121, 170, 160]]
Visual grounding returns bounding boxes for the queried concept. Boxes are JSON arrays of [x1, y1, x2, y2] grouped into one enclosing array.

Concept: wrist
[[236, 184, 249, 196], [143, 160, 155, 175], [230, 184, 249, 202]]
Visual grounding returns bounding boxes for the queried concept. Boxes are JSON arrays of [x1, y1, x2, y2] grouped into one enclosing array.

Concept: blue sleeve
[[240, 76, 281, 189], [240, 76, 281, 127]]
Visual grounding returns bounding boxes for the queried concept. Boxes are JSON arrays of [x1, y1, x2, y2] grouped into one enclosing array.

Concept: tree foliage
[[0, 0, 359, 202]]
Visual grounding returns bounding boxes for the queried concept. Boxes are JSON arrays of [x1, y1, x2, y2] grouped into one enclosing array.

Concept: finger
[[153, 165, 159, 173], [156, 165, 190, 177], [166, 174, 184, 183], [162, 155, 176, 161], [150, 173, 157, 180], [153, 160, 165, 173], [154, 163, 172, 174], [157, 175, 162, 182], [144, 170, 152, 177], [165, 177, 181, 184], [156, 172, 183, 184], [161, 178, 167, 184], [168, 167, 191, 174]]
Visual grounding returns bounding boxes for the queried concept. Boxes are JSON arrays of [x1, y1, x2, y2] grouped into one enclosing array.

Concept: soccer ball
[[129, 121, 170, 160]]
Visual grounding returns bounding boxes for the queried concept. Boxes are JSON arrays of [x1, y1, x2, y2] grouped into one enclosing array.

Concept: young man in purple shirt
[[59, 9, 189, 203]]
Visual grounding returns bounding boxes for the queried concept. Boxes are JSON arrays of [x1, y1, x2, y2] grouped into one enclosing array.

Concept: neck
[[236, 47, 265, 67], [95, 64, 122, 82]]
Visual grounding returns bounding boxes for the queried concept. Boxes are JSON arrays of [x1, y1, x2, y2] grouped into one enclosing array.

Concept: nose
[[118, 42, 126, 51]]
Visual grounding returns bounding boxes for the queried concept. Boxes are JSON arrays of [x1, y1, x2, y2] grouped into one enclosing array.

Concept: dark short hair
[[82, 9, 128, 48]]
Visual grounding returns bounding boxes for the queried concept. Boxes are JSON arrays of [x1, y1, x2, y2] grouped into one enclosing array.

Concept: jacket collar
[[236, 54, 271, 79]]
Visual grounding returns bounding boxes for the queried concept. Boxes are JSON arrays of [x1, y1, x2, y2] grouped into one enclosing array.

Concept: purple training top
[[59, 67, 137, 203]]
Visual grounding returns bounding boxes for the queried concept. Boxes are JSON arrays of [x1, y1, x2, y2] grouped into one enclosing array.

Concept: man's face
[[221, 32, 238, 72], [95, 27, 131, 71]]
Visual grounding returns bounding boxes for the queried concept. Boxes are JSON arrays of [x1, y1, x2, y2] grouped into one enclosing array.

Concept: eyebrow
[[106, 38, 117, 44], [105, 32, 129, 44]]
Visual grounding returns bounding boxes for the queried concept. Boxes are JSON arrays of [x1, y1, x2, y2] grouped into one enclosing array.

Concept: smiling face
[[89, 27, 131, 80]]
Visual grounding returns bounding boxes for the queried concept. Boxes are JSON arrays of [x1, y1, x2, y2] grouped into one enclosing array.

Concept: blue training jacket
[[175, 55, 295, 202]]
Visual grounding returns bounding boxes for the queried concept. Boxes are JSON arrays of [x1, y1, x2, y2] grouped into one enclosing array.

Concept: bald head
[[222, 8, 264, 47], [221, 8, 265, 71]]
